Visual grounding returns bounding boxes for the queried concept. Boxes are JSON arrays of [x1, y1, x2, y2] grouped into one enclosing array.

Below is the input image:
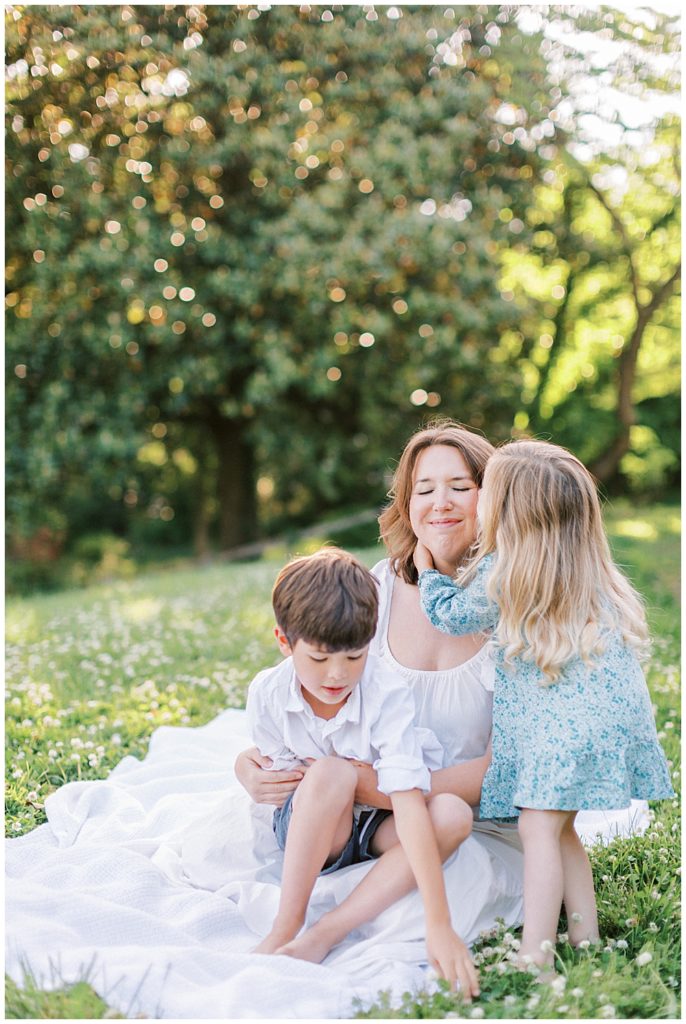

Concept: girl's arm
[[414, 543, 498, 637], [389, 788, 480, 998]]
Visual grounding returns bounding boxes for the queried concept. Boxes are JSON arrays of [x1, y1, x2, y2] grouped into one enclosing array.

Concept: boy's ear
[[274, 626, 293, 656]]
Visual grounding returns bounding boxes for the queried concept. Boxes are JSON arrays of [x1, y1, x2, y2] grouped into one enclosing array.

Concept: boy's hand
[[413, 541, 435, 575], [426, 923, 480, 1000]]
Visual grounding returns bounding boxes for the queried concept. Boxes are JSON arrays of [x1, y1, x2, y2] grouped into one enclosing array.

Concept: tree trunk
[[589, 264, 680, 483], [209, 416, 258, 550]]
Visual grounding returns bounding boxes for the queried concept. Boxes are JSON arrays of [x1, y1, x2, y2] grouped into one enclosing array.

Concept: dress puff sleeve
[[417, 554, 499, 637]]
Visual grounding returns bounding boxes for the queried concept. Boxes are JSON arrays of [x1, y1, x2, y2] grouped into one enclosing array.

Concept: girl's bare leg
[[560, 814, 600, 946], [253, 757, 357, 954], [278, 793, 473, 962], [517, 808, 575, 969]]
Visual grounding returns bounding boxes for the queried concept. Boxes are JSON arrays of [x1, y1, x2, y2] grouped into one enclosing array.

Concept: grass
[[5, 502, 680, 1019]]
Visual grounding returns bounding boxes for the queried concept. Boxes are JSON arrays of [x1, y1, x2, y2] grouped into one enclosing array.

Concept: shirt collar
[[284, 661, 363, 725]]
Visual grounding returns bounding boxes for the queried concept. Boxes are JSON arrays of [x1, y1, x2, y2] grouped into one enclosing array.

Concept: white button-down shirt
[[245, 652, 443, 795]]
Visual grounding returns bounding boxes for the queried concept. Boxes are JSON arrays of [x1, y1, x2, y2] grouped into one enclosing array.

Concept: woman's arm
[[353, 746, 491, 810], [390, 789, 480, 998], [234, 747, 304, 807]]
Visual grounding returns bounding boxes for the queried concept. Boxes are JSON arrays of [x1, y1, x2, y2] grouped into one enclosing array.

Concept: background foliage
[[5, 3, 680, 589]]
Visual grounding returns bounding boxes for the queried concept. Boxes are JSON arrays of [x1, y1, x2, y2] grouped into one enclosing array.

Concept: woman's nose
[[433, 489, 452, 509]]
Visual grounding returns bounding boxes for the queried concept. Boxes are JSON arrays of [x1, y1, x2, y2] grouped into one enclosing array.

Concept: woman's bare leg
[[253, 757, 357, 954], [278, 793, 473, 962], [560, 814, 599, 946]]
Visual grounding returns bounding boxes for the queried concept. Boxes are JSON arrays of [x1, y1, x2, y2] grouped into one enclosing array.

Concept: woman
[[235, 421, 524, 962]]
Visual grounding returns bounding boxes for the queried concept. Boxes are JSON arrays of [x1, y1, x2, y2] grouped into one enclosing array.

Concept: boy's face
[[275, 628, 369, 713]]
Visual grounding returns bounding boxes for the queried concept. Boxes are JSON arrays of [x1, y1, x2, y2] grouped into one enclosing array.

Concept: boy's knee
[[429, 793, 473, 845], [300, 756, 357, 795]]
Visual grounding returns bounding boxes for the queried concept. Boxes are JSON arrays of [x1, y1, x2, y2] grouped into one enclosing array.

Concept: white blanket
[[5, 709, 648, 1019]]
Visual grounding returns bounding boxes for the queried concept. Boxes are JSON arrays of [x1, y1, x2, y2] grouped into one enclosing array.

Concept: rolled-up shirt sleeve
[[417, 554, 498, 636], [370, 682, 440, 796]]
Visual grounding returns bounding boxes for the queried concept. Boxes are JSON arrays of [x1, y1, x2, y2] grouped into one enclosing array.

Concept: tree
[[5, 3, 555, 552], [498, 4, 680, 490]]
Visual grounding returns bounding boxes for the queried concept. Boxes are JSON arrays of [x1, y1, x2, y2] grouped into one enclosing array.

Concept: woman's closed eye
[[416, 486, 473, 495]]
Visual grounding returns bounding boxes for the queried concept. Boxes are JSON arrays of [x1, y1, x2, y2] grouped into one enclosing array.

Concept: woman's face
[[409, 445, 480, 571]]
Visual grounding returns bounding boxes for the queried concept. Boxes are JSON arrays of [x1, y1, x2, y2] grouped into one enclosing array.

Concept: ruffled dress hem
[[480, 740, 675, 819]]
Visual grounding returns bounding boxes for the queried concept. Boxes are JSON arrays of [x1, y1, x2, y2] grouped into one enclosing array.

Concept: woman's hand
[[426, 922, 480, 1000], [348, 760, 393, 810], [234, 747, 304, 807], [413, 541, 435, 575]]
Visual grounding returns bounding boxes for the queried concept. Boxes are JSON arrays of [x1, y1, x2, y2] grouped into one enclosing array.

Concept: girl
[[414, 439, 674, 973]]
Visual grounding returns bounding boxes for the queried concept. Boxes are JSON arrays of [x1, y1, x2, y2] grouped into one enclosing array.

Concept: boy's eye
[[309, 655, 328, 663], [346, 654, 364, 661]]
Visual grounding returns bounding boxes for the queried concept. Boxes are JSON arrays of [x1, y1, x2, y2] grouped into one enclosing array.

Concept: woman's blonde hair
[[463, 439, 649, 682], [379, 420, 495, 584]]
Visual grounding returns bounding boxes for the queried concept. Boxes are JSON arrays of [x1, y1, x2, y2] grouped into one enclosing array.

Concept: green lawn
[[5, 502, 680, 1019]]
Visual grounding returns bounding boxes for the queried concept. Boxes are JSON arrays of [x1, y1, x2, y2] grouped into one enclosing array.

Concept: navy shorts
[[273, 792, 392, 875]]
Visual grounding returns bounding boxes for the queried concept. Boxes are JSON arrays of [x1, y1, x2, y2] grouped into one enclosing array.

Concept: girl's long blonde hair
[[379, 420, 494, 584], [462, 440, 649, 682]]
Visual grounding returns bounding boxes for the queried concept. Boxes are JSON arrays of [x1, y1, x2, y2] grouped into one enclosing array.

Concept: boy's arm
[[245, 679, 303, 772], [415, 554, 498, 637], [390, 789, 480, 999]]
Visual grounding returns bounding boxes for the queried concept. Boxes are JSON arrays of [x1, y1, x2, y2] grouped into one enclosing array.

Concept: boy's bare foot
[[277, 925, 338, 963], [252, 931, 295, 955]]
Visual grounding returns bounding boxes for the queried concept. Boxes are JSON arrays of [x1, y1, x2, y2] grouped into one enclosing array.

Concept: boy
[[246, 547, 478, 995]]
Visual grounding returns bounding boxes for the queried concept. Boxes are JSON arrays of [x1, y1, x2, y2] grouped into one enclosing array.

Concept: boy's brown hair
[[272, 547, 378, 651]]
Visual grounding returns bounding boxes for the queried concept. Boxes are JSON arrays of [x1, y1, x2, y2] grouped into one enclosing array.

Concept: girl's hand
[[426, 923, 480, 1000], [234, 747, 304, 807], [413, 541, 435, 575]]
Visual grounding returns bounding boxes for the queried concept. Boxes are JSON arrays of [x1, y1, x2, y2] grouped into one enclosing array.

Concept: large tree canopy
[[5, 4, 680, 564]]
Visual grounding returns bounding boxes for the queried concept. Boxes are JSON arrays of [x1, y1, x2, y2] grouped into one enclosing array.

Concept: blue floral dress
[[418, 556, 674, 819]]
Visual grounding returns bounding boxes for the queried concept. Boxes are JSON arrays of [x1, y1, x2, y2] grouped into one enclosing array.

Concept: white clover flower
[[557, 1005, 569, 1013], [635, 951, 653, 966], [557, 931, 568, 943], [647, 922, 659, 933], [570, 912, 583, 923], [599, 1005, 616, 1018], [615, 939, 628, 950], [550, 975, 567, 996], [503, 995, 517, 1006], [592, 969, 603, 978], [570, 988, 584, 998], [577, 939, 591, 950], [539, 939, 554, 953], [469, 1008, 484, 1018]]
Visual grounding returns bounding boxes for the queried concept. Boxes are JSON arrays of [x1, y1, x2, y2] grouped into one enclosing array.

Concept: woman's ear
[[274, 626, 293, 656]]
